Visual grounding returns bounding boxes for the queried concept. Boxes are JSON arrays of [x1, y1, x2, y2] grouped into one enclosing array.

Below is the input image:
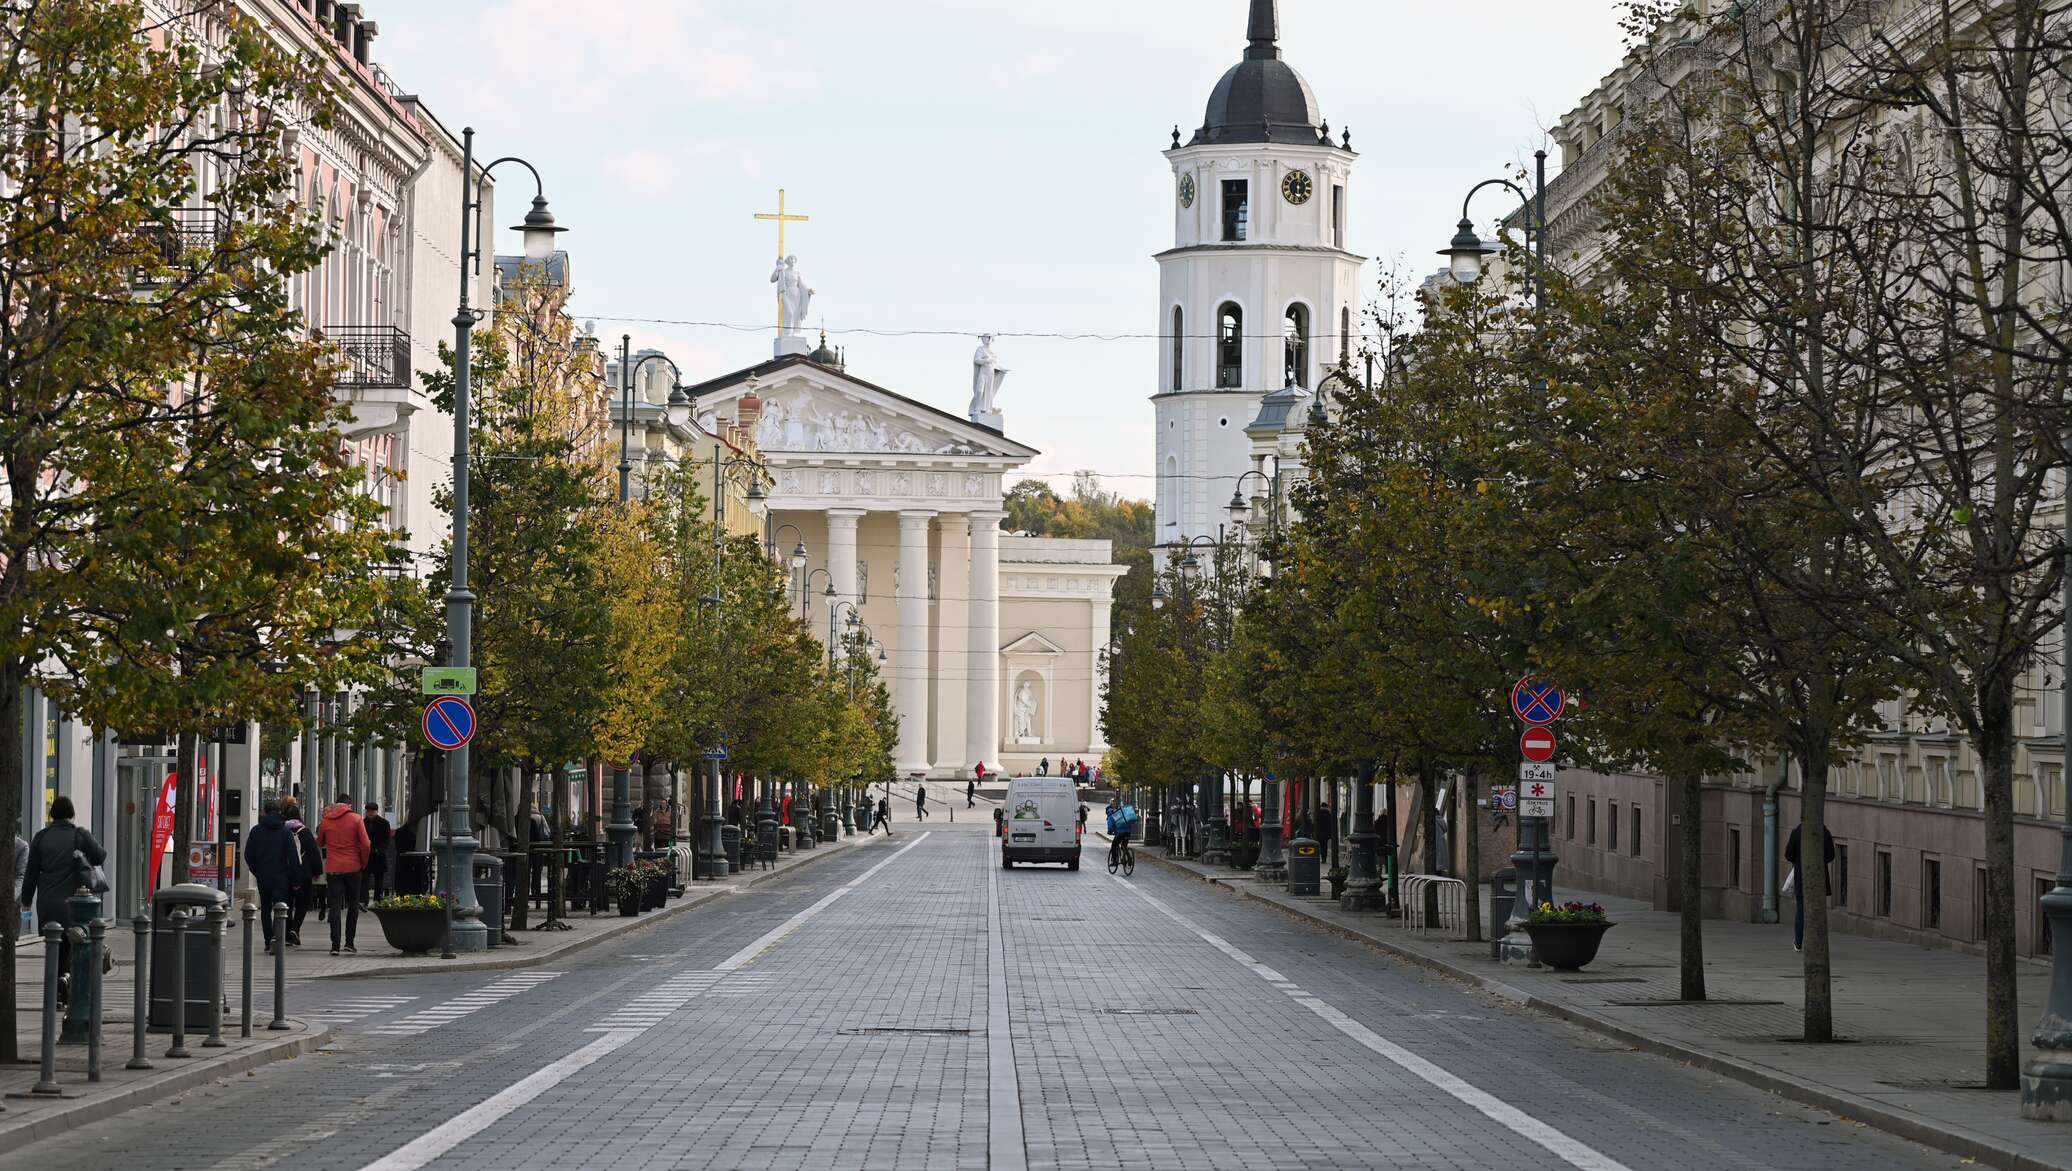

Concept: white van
[[1001, 776, 1080, 869]]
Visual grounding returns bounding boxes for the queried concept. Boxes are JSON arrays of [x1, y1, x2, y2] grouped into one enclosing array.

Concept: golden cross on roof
[[754, 188, 810, 259]]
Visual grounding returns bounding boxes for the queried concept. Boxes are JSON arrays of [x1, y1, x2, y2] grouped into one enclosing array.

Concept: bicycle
[[1107, 839, 1135, 877]]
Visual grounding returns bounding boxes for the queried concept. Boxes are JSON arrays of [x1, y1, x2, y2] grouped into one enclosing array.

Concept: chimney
[[357, 20, 377, 65]]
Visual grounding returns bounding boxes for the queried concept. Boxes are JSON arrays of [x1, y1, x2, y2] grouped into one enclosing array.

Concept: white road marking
[[356, 1029, 645, 1171], [1114, 877, 1635, 1171], [987, 836, 1029, 1171], [306, 995, 418, 1025], [365, 972, 564, 1037], [355, 832, 929, 1171]]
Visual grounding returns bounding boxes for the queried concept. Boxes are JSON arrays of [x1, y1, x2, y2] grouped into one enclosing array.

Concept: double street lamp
[[1437, 150, 1559, 950], [439, 130, 568, 951]]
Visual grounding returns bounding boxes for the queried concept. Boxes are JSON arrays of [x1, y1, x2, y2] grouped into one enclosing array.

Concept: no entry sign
[[1521, 726, 1557, 763]]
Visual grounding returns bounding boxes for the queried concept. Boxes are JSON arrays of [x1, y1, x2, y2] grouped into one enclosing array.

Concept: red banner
[[147, 772, 178, 890]]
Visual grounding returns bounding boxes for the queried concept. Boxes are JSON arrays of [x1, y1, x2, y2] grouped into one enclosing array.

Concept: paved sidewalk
[[1139, 845, 2067, 1171]]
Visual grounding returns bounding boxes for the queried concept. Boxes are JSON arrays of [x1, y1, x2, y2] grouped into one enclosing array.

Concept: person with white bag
[[1783, 821, 1837, 953]]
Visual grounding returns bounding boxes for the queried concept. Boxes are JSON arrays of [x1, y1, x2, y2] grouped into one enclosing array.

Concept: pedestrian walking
[[316, 793, 371, 955], [1038, 757, 1050, 776], [363, 801, 392, 905], [244, 801, 304, 953], [1315, 800, 1337, 863], [1076, 802, 1088, 835], [1784, 821, 1837, 953], [283, 802, 320, 941], [875, 797, 894, 836], [19, 797, 105, 935], [967, 779, 977, 809], [915, 785, 929, 820]]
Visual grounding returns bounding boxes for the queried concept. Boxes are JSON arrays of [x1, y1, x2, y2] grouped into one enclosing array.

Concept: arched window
[[1170, 306, 1184, 392], [1341, 306, 1353, 364], [1284, 303, 1310, 388], [1216, 303, 1243, 389], [1161, 454, 1180, 531]]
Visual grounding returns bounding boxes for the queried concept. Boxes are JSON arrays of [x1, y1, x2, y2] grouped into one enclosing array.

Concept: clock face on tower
[[1178, 174, 1196, 208], [1282, 170, 1314, 205]]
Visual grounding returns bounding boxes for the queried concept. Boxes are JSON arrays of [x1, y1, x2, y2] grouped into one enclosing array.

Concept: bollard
[[440, 885, 456, 961], [33, 922, 63, 1095], [203, 903, 226, 1048], [268, 903, 289, 1031], [165, 910, 190, 1058], [240, 904, 255, 1038], [87, 919, 105, 1082], [128, 914, 153, 1069]]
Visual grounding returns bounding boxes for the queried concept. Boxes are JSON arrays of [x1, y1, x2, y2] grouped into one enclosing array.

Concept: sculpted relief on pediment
[[755, 387, 987, 456]]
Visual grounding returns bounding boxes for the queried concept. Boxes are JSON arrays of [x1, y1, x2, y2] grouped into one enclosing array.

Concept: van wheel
[[1068, 859, 1080, 871], [1002, 857, 1013, 869]]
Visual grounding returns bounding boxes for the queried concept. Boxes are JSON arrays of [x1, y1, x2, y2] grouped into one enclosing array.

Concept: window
[[1607, 801, 1620, 852], [1876, 850, 1893, 917], [1630, 805, 1641, 857], [2019, 769, 2041, 816], [1836, 844, 1850, 906], [1727, 826, 1741, 886], [1332, 184, 1345, 249], [1877, 756, 1899, 800], [1283, 304, 1310, 388], [1566, 794, 1575, 840], [1222, 179, 1249, 241], [1587, 798, 1597, 845], [1170, 307, 1184, 391], [1340, 306, 1353, 364], [2048, 766, 2066, 819], [1924, 858, 1942, 930], [1216, 303, 1244, 388]]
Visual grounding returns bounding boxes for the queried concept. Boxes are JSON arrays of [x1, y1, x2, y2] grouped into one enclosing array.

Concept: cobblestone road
[[0, 823, 1965, 1170]]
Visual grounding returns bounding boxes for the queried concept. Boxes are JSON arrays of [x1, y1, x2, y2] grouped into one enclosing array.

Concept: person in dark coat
[[875, 797, 893, 837], [914, 785, 928, 820], [19, 797, 104, 932], [1314, 800, 1337, 865], [1785, 821, 1838, 952], [363, 802, 393, 905], [243, 801, 304, 952], [282, 801, 321, 946]]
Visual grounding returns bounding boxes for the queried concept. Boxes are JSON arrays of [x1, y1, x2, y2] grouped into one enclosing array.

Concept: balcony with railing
[[130, 209, 224, 283], [323, 324, 416, 438]]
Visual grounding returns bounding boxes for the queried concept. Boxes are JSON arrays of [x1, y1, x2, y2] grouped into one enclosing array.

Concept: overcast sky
[[375, 1, 1630, 498]]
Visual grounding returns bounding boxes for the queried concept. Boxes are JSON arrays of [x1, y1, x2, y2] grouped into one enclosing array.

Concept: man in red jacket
[[315, 793, 371, 955]]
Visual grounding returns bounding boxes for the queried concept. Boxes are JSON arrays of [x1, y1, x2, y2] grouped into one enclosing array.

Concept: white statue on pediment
[[970, 335, 1007, 429], [771, 255, 813, 338]]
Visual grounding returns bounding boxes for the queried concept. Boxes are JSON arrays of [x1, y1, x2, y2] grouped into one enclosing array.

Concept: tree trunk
[[172, 731, 200, 886], [1976, 680, 2021, 1090], [1799, 730, 1834, 1042], [509, 767, 534, 932], [1, 655, 24, 1062], [1463, 769, 1482, 943], [546, 778, 570, 928], [1677, 766, 1706, 1001]]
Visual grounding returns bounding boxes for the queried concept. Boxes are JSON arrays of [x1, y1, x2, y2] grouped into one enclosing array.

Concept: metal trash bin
[[1489, 868, 1520, 959], [1287, 837, 1322, 896], [149, 884, 228, 1029], [397, 851, 434, 896], [472, 856, 503, 948], [721, 824, 741, 872]]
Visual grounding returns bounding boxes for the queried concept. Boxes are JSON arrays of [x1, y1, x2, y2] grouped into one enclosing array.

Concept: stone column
[[827, 508, 864, 627], [933, 515, 971, 776], [895, 511, 936, 776], [966, 511, 1005, 774], [1088, 596, 1112, 754]]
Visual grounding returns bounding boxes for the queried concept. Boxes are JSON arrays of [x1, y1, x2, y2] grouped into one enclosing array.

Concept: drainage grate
[[1100, 1008, 1201, 1017], [1560, 977, 1648, 984], [839, 1027, 974, 1037], [1607, 999, 1787, 1008]]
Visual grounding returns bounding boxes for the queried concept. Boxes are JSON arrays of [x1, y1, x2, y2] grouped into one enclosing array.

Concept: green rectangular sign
[[420, 667, 478, 697]]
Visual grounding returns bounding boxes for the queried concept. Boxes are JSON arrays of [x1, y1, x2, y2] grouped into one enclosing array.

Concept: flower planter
[[1327, 873, 1348, 900], [373, 907, 447, 956], [1523, 921, 1614, 971], [643, 871, 667, 911], [616, 893, 640, 917]]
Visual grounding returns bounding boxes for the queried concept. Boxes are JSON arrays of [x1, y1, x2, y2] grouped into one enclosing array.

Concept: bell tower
[[1152, 0, 1362, 556]]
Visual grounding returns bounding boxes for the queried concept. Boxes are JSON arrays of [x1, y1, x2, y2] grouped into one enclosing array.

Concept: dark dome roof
[[1191, 1, 1325, 146]]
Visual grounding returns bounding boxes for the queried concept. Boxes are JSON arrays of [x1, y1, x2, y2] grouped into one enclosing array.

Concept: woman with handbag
[[18, 796, 106, 933]]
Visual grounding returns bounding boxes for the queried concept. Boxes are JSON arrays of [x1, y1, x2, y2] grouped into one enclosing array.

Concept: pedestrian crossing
[[585, 971, 774, 1031], [306, 994, 418, 1026], [363, 971, 565, 1036]]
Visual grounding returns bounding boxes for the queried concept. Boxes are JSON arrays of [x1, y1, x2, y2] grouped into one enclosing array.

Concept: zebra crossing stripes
[[363, 971, 565, 1037], [307, 994, 418, 1025], [584, 972, 773, 1032]]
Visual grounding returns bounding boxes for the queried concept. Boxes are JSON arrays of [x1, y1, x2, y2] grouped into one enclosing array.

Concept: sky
[[374, 1, 1631, 500]]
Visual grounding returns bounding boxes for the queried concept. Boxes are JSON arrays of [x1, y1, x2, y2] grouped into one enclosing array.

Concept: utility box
[[149, 884, 227, 1029], [1490, 868, 1520, 959], [472, 856, 502, 948]]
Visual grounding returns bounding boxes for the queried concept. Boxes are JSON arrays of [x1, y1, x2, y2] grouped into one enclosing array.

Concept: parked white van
[[1001, 776, 1080, 869]]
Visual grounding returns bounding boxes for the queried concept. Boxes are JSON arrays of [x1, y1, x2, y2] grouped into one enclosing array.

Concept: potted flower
[[641, 861, 669, 910], [605, 866, 646, 917], [1522, 901, 1616, 971], [1326, 866, 1350, 900], [369, 894, 448, 955]]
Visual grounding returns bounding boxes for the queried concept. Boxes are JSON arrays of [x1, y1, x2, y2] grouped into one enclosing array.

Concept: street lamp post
[[441, 129, 568, 950], [2023, 476, 2072, 1116], [606, 345, 686, 869], [1439, 150, 1559, 960], [706, 450, 768, 876], [1227, 470, 1287, 883], [768, 523, 810, 615]]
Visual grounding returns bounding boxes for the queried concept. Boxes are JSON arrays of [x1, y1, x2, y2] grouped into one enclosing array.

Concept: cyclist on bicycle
[[1105, 797, 1139, 868]]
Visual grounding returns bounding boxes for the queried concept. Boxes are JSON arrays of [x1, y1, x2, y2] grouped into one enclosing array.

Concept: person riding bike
[[1105, 798, 1139, 868]]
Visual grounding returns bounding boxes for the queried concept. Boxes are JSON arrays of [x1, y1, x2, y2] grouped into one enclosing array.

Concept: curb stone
[[1136, 848, 2064, 1171], [315, 834, 882, 980], [0, 1020, 330, 1148]]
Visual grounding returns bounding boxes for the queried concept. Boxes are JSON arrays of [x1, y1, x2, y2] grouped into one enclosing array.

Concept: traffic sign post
[[1521, 726, 1556, 763], [421, 667, 478, 697], [1504, 674, 1565, 965], [421, 696, 477, 751], [1511, 676, 1566, 726]]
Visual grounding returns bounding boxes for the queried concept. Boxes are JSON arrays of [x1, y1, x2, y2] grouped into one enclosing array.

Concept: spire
[[1245, 0, 1280, 60]]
